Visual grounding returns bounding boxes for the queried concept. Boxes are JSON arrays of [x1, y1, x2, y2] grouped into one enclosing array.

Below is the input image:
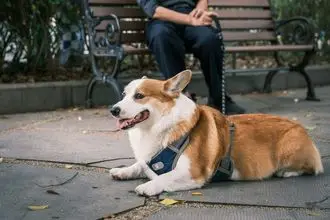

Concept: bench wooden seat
[[82, 0, 320, 108], [121, 45, 315, 55]]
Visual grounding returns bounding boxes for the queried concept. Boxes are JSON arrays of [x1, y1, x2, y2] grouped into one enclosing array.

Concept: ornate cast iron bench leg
[[82, 1, 124, 108], [85, 76, 98, 108], [84, 60, 123, 108], [270, 17, 320, 101], [263, 70, 279, 94], [84, 54, 123, 108], [298, 69, 319, 101], [289, 50, 320, 101]]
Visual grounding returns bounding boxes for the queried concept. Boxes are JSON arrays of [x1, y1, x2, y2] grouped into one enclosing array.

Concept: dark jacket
[[136, 0, 196, 18]]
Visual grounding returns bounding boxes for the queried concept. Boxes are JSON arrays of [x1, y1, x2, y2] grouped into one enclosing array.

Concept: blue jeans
[[146, 6, 228, 107]]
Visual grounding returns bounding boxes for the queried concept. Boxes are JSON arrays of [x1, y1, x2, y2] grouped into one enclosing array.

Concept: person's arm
[[136, 0, 192, 25], [136, 0, 216, 26], [154, 6, 217, 26], [136, 0, 159, 18], [190, 0, 208, 18], [153, 6, 192, 25], [196, 0, 208, 11]]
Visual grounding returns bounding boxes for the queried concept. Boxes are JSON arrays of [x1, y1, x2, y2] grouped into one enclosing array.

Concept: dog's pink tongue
[[116, 118, 134, 129]]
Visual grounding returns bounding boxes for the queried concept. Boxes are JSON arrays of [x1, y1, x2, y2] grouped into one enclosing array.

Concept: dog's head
[[110, 70, 193, 130]]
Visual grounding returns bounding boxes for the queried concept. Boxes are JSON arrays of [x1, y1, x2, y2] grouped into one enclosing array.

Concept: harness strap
[[211, 122, 235, 181], [171, 135, 190, 170], [148, 121, 236, 182], [147, 133, 190, 175]]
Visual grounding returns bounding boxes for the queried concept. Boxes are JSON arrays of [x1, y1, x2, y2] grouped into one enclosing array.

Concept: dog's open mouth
[[116, 110, 150, 130]]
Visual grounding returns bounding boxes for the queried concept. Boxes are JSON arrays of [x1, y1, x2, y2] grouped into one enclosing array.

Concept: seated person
[[136, 0, 246, 114]]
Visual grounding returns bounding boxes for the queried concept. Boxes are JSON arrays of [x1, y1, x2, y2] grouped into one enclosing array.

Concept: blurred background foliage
[[0, 0, 329, 83], [271, 0, 330, 57]]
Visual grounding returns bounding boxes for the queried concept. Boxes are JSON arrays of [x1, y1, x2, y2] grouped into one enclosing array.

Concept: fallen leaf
[[307, 211, 321, 216], [65, 165, 73, 169], [305, 126, 316, 131], [159, 198, 180, 206], [191, 192, 203, 196], [46, 190, 60, 195], [293, 98, 299, 103], [28, 205, 49, 211], [0, 158, 3, 163]]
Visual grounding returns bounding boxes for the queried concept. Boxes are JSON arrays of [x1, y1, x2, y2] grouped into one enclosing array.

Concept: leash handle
[[211, 16, 226, 115]]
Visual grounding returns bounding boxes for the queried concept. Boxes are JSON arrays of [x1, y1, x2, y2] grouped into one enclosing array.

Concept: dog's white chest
[[128, 129, 163, 161]]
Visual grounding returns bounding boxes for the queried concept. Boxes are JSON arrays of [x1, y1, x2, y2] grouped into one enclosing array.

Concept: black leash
[[211, 15, 226, 115]]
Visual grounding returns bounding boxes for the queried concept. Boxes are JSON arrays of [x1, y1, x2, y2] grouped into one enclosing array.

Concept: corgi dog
[[109, 70, 324, 196]]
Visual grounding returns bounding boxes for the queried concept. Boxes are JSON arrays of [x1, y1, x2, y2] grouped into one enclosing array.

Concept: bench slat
[[91, 7, 272, 19], [226, 45, 314, 52], [90, 7, 144, 18], [221, 20, 274, 29], [213, 9, 272, 19], [209, 0, 270, 7], [96, 31, 276, 43], [95, 20, 147, 31], [122, 45, 313, 55], [89, 0, 270, 7], [89, 0, 137, 6], [95, 20, 274, 32], [223, 31, 276, 41]]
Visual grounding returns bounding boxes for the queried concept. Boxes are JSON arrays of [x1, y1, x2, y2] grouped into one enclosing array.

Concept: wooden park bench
[[82, 0, 320, 108]]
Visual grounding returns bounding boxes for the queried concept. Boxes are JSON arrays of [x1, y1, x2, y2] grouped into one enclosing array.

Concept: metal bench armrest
[[82, 0, 123, 58], [82, 0, 124, 81], [93, 15, 121, 46], [85, 13, 124, 58], [275, 16, 316, 46]]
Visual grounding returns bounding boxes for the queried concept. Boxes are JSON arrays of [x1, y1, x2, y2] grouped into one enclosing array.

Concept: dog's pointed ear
[[163, 70, 192, 97], [141, 75, 148, 79]]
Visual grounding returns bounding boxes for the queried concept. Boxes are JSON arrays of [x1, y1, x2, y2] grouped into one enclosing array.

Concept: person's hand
[[189, 8, 204, 18], [189, 10, 218, 26]]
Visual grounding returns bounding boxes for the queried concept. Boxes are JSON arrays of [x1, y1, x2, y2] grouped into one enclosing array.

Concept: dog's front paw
[[109, 167, 131, 180], [135, 181, 164, 197]]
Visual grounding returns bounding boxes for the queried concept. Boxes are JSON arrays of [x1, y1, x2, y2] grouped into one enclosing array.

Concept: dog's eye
[[134, 93, 145, 100], [122, 92, 126, 97]]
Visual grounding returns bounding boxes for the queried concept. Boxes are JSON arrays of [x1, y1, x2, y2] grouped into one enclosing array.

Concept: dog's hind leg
[[276, 126, 324, 177]]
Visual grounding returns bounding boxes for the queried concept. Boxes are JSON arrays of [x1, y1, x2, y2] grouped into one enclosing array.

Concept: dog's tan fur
[[172, 107, 323, 182], [110, 70, 324, 196], [139, 79, 324, 183]]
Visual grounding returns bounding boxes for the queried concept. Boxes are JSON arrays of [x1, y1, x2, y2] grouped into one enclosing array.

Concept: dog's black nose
[[110, 106, 121, 117]]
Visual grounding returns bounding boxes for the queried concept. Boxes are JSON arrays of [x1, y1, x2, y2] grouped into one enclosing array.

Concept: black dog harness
[[147, 123, 236, 182]]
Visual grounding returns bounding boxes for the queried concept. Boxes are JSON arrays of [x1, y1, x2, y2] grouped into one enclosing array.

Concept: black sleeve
[[136, 0, 159, 18]]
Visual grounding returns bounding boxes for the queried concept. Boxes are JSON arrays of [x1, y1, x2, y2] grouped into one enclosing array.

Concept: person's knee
[[147, 24, 173, 46], [196, 31, 221, 51]]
